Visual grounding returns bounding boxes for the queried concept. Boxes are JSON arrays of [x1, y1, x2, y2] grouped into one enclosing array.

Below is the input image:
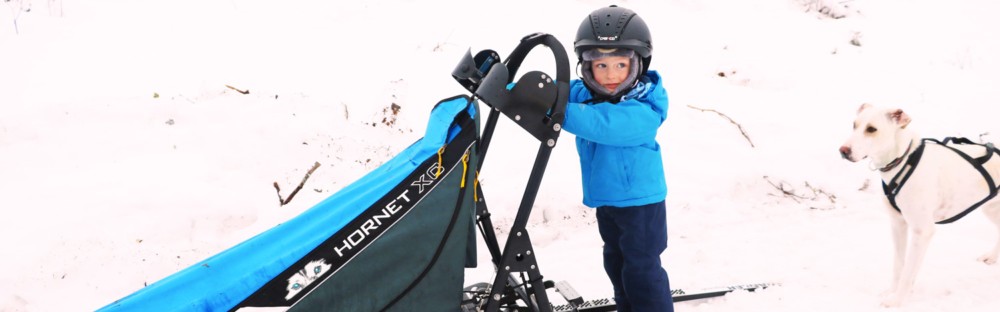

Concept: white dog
[[839, 103, 1000, 307]]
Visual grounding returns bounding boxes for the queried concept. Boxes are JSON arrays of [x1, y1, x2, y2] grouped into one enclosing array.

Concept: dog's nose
[[839, 146, 852, 159]]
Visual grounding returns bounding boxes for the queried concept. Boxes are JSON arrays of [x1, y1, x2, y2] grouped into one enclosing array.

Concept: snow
[[3, 0, 1000, 311]]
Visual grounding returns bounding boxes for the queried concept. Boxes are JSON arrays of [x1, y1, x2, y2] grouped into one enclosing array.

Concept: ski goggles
[[582, 48, 635, 61]]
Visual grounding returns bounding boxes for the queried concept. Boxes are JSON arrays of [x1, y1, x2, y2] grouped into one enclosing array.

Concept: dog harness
[[882, 137, 1000, 224]]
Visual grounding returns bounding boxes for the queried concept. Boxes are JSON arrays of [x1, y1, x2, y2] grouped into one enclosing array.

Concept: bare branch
[[763, 176, 837, 209], [764, 176, 803, 203], [272, 182, 284, 205], [225, 84, 250, 95], [275, 162, 322, 206], [687, 104, 755, 148]]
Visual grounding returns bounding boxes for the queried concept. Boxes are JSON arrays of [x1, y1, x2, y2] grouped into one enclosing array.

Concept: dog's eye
[[866, 126, 877, 133]]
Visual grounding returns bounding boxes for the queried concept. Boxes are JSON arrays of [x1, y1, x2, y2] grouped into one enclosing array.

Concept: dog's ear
[[888, 109, 912, 128], [857, 103, 873, 114]]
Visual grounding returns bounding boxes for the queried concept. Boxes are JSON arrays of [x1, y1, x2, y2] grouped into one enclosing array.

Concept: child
[[563, 5, 673, 312]]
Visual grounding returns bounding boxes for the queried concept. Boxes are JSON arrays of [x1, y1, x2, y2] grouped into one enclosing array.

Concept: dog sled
[[97, 33, 773, 312], [95, 32, 571, 312]]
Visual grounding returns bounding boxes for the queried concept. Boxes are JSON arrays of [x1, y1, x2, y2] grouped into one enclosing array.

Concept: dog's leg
[[882, 221, 936, 307], [978, 200, 1000, 264], [883, 209, 908, 297]]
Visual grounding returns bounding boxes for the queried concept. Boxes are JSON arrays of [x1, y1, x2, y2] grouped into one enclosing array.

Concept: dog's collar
[[879, 140, 915, 172]]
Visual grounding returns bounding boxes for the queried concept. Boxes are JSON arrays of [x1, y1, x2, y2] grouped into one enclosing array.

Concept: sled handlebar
[[452, 33, 570, 144], [504, 32, 571, 85]]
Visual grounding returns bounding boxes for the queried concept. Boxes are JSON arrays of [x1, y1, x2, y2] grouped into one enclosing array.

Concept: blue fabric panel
[[97, 96, 473, 312]]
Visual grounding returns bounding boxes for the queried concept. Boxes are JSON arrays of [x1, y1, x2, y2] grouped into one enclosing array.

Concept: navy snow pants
[[596, 201, 673, 312]]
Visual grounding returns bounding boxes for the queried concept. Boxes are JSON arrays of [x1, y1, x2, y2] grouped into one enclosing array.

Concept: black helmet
[[574, 5, 653, 75]]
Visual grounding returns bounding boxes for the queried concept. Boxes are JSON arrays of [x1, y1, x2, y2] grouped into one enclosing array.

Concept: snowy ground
[[3, 0, 1000, 311]]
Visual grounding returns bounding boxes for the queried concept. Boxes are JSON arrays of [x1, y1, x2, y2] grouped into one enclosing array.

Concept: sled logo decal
[[285, 259, 332, 300], [333, 189, 412, 257], [410, 163, 440, 193], [232, 140, 475, 310]]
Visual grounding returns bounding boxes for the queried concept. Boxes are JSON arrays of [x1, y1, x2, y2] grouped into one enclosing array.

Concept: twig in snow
[[274, 161, 322, 206], [804, 181, 837, 204], [763, 176, 837, 209], [764, 176, 804, 203], [225, 84, 250, 95], [687, 104, 755, 148]]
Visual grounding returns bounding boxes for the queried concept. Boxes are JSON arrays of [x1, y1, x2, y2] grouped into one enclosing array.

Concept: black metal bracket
[[454, 32, 571, 312]]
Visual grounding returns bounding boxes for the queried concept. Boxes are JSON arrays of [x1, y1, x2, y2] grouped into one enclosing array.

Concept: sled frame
[[453, 32, 570, 312]]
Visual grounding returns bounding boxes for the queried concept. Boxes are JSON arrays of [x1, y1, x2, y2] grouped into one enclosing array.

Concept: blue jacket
[[563, 70, 668, 208]]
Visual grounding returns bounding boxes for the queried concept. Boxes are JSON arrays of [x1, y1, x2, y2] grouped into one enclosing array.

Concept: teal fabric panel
[[97, 96, 474, 312]]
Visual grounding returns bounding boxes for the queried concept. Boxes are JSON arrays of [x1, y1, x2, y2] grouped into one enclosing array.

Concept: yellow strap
[[473, 171, 480, 201], [460, 152, 469, 188], [435, 146, 446, 178]]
